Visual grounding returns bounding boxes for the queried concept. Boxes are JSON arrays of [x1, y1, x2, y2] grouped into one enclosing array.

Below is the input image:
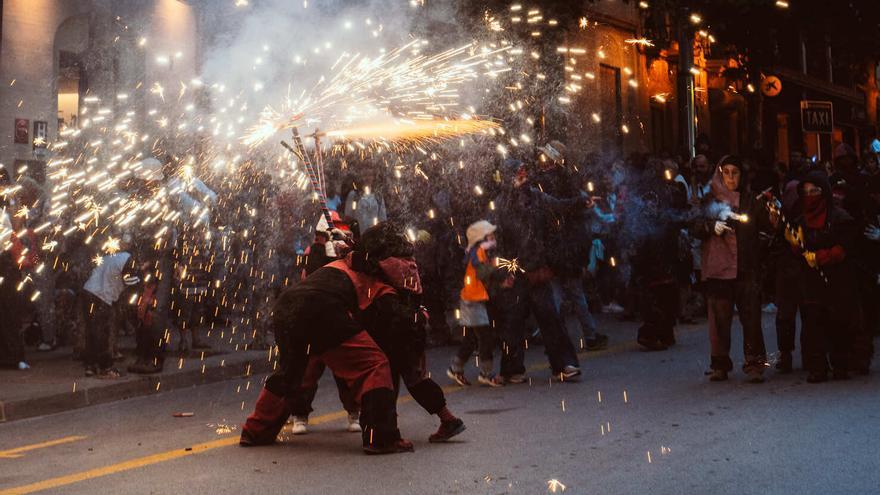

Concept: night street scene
[[1, 0, 879, 493]]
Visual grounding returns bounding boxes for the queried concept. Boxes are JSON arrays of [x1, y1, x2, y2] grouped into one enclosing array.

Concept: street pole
[[677, 14, 696, 159]]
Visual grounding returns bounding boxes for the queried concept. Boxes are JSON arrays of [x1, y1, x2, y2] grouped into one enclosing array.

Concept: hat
[[466, 220, 497, 251], [357, 222, 413, 261], [717, 155, 743, 171], [316, 211, 349, 234], [537, 140, 567, 163], [833, 143, 856, 160], [134, 157, 163, 181]]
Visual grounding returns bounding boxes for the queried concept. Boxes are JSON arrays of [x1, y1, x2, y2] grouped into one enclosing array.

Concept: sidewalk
[[0, 328, 273, 423]]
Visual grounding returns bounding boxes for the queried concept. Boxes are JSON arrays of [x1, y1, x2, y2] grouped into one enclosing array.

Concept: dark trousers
[[82, 293, 115, 370], [705, 275, 767, 372], [851, 274, 876, 371], [495, 280, 579, 377], [775, 259, 803, 354], [801, 303, 853, 374], [638, 281, 678, 345], [454, 326, 496, 374]]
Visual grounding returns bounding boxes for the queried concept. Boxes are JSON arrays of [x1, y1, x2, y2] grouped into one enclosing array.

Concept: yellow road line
[[0, 436, 87, 459], [0, 328, 691, 494]]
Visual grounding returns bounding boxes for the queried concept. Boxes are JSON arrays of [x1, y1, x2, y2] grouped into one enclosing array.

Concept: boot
[[360, 388, 411, 454], [239, 388, 290, 446]]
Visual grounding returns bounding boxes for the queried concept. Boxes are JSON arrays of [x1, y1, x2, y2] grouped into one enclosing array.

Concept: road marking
[[0, 328, 696, 493], [0, 436, 87, 459]]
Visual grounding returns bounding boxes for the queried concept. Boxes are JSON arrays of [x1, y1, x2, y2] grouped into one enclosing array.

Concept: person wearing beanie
[[788, 172, 860, 382], [240, 222, 413, 454], [448, 220, 504, 387], [690, 155, 774, 383]]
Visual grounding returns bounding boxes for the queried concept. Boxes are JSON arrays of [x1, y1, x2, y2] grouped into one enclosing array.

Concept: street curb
[[0, 356, 273, 423]]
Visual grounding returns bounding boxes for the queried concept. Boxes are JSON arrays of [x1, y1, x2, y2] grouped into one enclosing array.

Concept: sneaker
[[746, 370, 765, 384], [347, 412, 361, 432], [17, 361, 31, 370], [37, 342, 54, 352], [446, 367, 471, 386], [708, 369, 728, 382], [428, 418, 466, 443], [84, 366, 96, 377], [477, 373, 504, 387], [291, 417, 308, 435], [558, 365, 582, 381], [584, 334, 609, 351], [364, 438, 415, 455], [602, 302, 625, 314], [505, 373, 528, 384], [96, 368, 121, 379]]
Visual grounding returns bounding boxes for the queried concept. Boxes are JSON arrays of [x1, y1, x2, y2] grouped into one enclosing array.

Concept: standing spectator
[[491, 160, 585, 382], [772, 179, 805, 373], [344, 165, 387, 231], [536, 141, 608, 351], [691, 156, 772, 383], [0, 203, 28, 370], [790, 172, 859, 382], [82, 241, 142, 378]]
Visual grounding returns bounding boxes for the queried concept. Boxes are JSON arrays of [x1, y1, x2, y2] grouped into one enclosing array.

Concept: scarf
[[802, 195, 827, 229]]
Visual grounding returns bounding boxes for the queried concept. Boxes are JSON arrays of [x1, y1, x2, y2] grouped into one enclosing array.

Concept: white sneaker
[[291, 417, 308, 435], [558, 365, 582, 381], [602, 302, 625, 314], [17, 361, 30, 370], [347, 412, 361, 432]]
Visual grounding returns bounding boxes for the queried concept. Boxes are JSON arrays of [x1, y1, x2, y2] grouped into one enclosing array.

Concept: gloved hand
[[802, 251, 818, 269], [784, 226, 804, 247], [713, 221, 732, 236], [123, 275, 141, 286]]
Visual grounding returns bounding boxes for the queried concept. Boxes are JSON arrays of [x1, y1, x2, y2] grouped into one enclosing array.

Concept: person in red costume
[[240, 223, 416, 454], [789, 171, 859, 383]]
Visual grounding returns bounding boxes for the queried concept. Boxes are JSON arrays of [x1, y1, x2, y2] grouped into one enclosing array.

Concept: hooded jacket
[[792, 171, 857, 300]]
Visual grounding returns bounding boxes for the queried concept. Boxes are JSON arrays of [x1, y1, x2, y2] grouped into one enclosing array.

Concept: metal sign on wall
[[800, 100, 834, 134], [14, 118, 29, 144]]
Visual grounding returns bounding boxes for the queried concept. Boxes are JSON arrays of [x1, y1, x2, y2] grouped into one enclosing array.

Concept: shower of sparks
[[497, 257, 524, 273], [242, 39, 512, 148], [547, 479, 566, 492], [624, 38, 654, 47]]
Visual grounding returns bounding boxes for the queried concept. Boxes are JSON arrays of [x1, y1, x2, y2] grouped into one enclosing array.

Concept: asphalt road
[[1, 314, 878, 495]]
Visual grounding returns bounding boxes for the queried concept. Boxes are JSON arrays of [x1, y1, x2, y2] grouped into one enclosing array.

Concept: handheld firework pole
[[762, 190, 829, 284], [281, 127, 335, 230]]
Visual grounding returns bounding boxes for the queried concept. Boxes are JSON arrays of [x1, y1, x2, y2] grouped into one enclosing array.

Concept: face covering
[[802, 194, 827, 228], [378, 256, 422, 294]]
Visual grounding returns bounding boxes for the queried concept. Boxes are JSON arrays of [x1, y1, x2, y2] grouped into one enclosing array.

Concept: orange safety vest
[[460, 247, 490, 302]]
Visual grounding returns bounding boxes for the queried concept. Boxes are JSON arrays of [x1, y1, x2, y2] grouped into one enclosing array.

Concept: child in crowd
[[448, 220, 503, 387]]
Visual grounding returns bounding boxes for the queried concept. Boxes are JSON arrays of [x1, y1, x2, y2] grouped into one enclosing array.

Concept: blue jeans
[[552, 276, 598, 340]]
